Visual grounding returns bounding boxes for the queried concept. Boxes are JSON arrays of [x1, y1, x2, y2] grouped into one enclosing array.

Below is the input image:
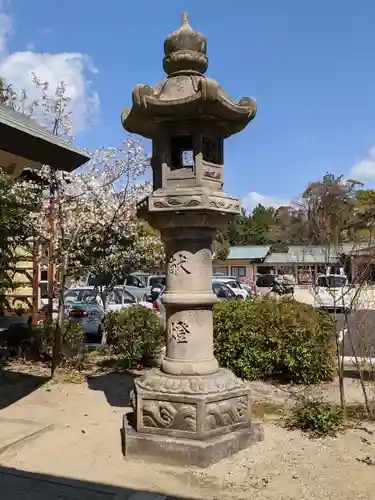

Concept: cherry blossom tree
[[16, 74, 164, 280], [7, 73, 164, 361]]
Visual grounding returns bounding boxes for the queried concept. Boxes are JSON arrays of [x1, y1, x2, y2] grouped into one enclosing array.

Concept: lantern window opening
[[170, 135, 194, 170]]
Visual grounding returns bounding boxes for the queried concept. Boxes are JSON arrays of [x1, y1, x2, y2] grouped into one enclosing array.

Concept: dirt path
[[0, 365, 374, 499]]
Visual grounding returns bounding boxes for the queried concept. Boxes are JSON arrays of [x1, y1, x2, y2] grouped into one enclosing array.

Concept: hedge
[[213, 296, 336, 384]]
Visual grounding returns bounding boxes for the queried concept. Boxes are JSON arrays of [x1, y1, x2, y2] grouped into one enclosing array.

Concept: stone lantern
[[121, 13, 263, 467]]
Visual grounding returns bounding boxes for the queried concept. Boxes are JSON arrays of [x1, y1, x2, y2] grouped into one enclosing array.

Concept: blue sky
[[3, 0, 375, 210]]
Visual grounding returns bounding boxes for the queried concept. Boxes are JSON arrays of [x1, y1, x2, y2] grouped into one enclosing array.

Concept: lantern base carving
[[122, 368, 264, 467]]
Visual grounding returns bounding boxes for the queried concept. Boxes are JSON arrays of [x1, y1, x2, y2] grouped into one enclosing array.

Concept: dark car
[[256, 274, 278, 288], [212, 281, 238, 300]]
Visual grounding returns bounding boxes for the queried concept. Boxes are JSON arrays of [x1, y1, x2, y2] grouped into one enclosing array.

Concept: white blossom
[[10, 74, 164, 280]]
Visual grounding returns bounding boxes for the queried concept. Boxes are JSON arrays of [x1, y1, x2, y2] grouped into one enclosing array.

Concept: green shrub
[[1, 320, 86, 367], [213, 296, 336, 384], [286, 398, 344, 437], [35, 320, 86, 367], [103, 305, 164, 368]]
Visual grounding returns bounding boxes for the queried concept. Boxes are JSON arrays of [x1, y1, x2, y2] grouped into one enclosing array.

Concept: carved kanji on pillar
[[171, 320, 190, 343], [168, 253, 191, 276]]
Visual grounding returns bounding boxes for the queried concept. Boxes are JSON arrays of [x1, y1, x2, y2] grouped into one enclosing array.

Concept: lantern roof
[[122, 13, 257, 139]]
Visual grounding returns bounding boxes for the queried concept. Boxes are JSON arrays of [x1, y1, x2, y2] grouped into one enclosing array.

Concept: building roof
[[226, 243, 374, 265], [227, 245, 270, 260], [0, 104, 91, 171], [264, 247, 336, 264]]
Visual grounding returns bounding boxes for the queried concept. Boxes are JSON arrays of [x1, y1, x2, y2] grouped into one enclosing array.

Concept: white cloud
[[242, 191, 290, 213], [350, 146, 375, 180], [0, 6, 99, 133]]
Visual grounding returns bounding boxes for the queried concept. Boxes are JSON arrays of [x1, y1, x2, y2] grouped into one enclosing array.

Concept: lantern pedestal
[[122, 190, 263, 467], [122, 369, 264, 467]]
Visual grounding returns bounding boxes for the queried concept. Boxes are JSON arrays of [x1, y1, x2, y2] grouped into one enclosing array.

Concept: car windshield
[[65, 289, 99, 304], [149, 276, 166, 289], [126, 275, 143, 287], [212, 282, 234, 297], [136, 275, 148, 287], [317, 276, 347, 288], [226, 280, 241, 289], [65, 290, 81, 302]]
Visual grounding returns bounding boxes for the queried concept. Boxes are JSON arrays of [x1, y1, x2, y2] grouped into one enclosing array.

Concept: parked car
[[212, 277, 248, 299], [256, 274, 278, 290], [65, 286, 145, 342], [211, 281, 239, 300], [313, 274, 351, 312], [131, 272, 166, 288], [122, 274, 166, 301]]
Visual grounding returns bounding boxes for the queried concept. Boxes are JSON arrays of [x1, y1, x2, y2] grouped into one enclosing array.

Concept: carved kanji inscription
[[168, 253, 191, 276], [171, 321, 190, 343]]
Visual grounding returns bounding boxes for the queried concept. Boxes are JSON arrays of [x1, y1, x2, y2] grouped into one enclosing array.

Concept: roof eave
[[0, 105, 91, 171]]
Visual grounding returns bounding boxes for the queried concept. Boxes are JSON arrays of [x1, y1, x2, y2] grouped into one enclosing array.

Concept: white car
[[64, 286, 152, 342], [313, 274, 351, 312], [212, 277, 248, 299]]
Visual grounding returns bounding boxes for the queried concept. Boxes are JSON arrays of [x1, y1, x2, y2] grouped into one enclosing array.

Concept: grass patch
[[285, 398, 344, 437]]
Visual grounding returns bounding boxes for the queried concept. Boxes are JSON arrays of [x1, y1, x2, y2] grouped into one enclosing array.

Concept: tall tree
[[225, 205, 277, 246], [353, 189, 375, 241], [294, 174, 361, 246]]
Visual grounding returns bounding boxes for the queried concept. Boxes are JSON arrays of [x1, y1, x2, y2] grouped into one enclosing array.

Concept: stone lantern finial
[[163, 12, 208, 75], [181, 12, 189, 27]]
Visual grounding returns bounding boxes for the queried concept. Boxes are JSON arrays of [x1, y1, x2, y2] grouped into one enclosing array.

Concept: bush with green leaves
[[1, 320, 86, 367], [36, 320, 86, 367], [103, 305, 164, 368], [213, 297, 336, 384], [286, 398, 344, 437]]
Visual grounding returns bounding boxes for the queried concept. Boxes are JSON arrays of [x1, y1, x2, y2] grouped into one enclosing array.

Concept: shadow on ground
[[0, 464, 190, 499], [0, 369, 49, 411], [87, 372, 135, 407]]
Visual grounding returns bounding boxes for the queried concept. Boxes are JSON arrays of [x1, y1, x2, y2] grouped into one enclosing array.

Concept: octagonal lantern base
[[122, 417, 263, 468], [121, 368, 264, 467]]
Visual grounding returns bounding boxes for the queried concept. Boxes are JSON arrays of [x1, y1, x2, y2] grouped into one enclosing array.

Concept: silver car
[[65, 287, 139, 342], [124, 274, 166, 301]]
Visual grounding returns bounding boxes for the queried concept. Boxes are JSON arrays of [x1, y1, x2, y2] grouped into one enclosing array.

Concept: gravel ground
[[0, 364, 374, 499], [249, 377, 375, 409]]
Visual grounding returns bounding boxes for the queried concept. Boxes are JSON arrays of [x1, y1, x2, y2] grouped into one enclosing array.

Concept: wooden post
[[31, 240, 39, 327], [47, 184, 57, 325]]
